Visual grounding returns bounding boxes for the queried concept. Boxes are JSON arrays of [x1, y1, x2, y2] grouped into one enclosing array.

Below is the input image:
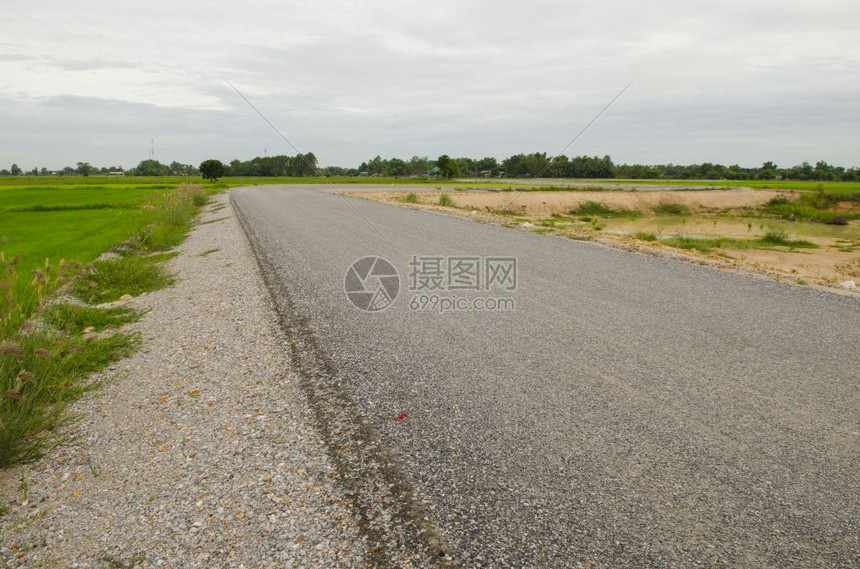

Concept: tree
[[133, 159, 169, 176], [76, 162, 94, 176], [199, 159, 225, 182], [436, 155, 460, 179], [10, 164, 21, 176]]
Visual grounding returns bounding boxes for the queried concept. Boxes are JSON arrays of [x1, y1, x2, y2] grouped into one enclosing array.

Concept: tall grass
[[72, 254, 175, 304], [143, 184, 209, 251], [0, 182, 213, 467], [569, 201, 638, 218], [763, 191, 860, 223]]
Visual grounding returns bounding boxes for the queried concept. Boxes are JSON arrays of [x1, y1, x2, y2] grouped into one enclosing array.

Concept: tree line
[[340, 154, 860, 181], [3, 153, 858, 181]]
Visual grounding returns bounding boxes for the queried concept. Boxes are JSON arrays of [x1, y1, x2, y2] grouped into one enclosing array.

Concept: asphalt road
[[231, 185, 859, 568]]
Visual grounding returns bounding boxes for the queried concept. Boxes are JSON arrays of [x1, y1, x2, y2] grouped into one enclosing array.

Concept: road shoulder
[[0, 193, 366, 567]]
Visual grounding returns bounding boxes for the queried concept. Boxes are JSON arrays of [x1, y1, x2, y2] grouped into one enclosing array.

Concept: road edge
[[230, 190, 460, 568]]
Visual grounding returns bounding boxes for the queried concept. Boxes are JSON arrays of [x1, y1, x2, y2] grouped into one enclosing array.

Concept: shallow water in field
[[600, 216, 860, 241]]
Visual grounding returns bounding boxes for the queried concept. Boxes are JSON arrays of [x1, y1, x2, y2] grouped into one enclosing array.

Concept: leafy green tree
[[76, 162, 94, 176], [199, 159, 225, 182], [10, 164, 21, 176], [133, 159, 169, 176], [436, 155, 460, 179]]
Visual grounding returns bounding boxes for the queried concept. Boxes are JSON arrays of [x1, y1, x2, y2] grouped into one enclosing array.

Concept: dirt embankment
[[357, 189, 793, 216], [348, 189, 860, 293]]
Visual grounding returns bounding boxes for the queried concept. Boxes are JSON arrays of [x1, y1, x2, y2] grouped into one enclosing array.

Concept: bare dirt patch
[[355, 189, 793, 216], [349, 189, 860, 293]]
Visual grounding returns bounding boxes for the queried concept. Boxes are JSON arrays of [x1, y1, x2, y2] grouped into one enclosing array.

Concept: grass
[[762, 189, 860, 223], [0, 180, 216, 467], [72, 254, 176, 305], [43, 304, 143, 334], [758, 231, 818, 248], [569, 201, 638, 218], [634, 232, 659, 241], [438, 193, 455, 207], [401, 192, 419, 204], [659, 232, 819, 254], [0, 330, 139, 467], [652, 202, 689, 215]]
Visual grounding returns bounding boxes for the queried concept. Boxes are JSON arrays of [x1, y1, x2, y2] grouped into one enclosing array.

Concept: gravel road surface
[[0, 194, 367, 567], [232, 185, 859, 568]]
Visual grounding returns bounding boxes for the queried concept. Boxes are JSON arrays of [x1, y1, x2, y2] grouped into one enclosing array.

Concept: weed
[[797, 278, 809, 285], [72, 254, 175, 304], [97, 551, 147, 568], [43, 303, 143, 334], [402, 192, 419, 204], [198, 248, 220, 257], [634, 232, 658, 241], [142, 225, 187, 251], [660, 232, 819, 254], [758, 231, 818, 248], [438, 193, 455, 207], [569, 201, 638, 218], [652, 202, 689, 215]]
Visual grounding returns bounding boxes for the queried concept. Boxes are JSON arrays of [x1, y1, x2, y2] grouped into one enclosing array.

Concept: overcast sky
[[2, 0, 859, 170]]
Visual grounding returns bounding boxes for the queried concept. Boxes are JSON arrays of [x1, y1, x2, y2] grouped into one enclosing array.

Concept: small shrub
[[652, 202, 689, 215], [569, 201, 638, 218], [757, 232, 818, 249], [402, 192, 419, 204], [438, 193, 455, 207], [634, 232, 658, 241]]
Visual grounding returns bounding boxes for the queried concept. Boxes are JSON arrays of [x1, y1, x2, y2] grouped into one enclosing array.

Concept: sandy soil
[[356, 189, 793, 216], [348, 190, 860, 293]]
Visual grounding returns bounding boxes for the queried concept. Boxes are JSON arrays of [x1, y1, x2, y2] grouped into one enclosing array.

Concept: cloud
[[1, 0, 859, 169]]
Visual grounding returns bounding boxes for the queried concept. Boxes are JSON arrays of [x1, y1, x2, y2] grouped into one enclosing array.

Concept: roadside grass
[[651, 202, 689, 215], [569, 201, 638, 218], [659, 232, 818, 254], [401, 192, 420, 204], [0, 332, 139, 466], [762, 189, 860, 223], [0, 181, 216, 467], [72, 254, 176, 305], [438, 193, 456, 207], [43, 304, 143, 335], [634, 232, 659, 241]]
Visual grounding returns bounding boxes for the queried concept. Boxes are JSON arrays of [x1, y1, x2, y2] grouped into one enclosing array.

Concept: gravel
[[0, 194, 367, 567]]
